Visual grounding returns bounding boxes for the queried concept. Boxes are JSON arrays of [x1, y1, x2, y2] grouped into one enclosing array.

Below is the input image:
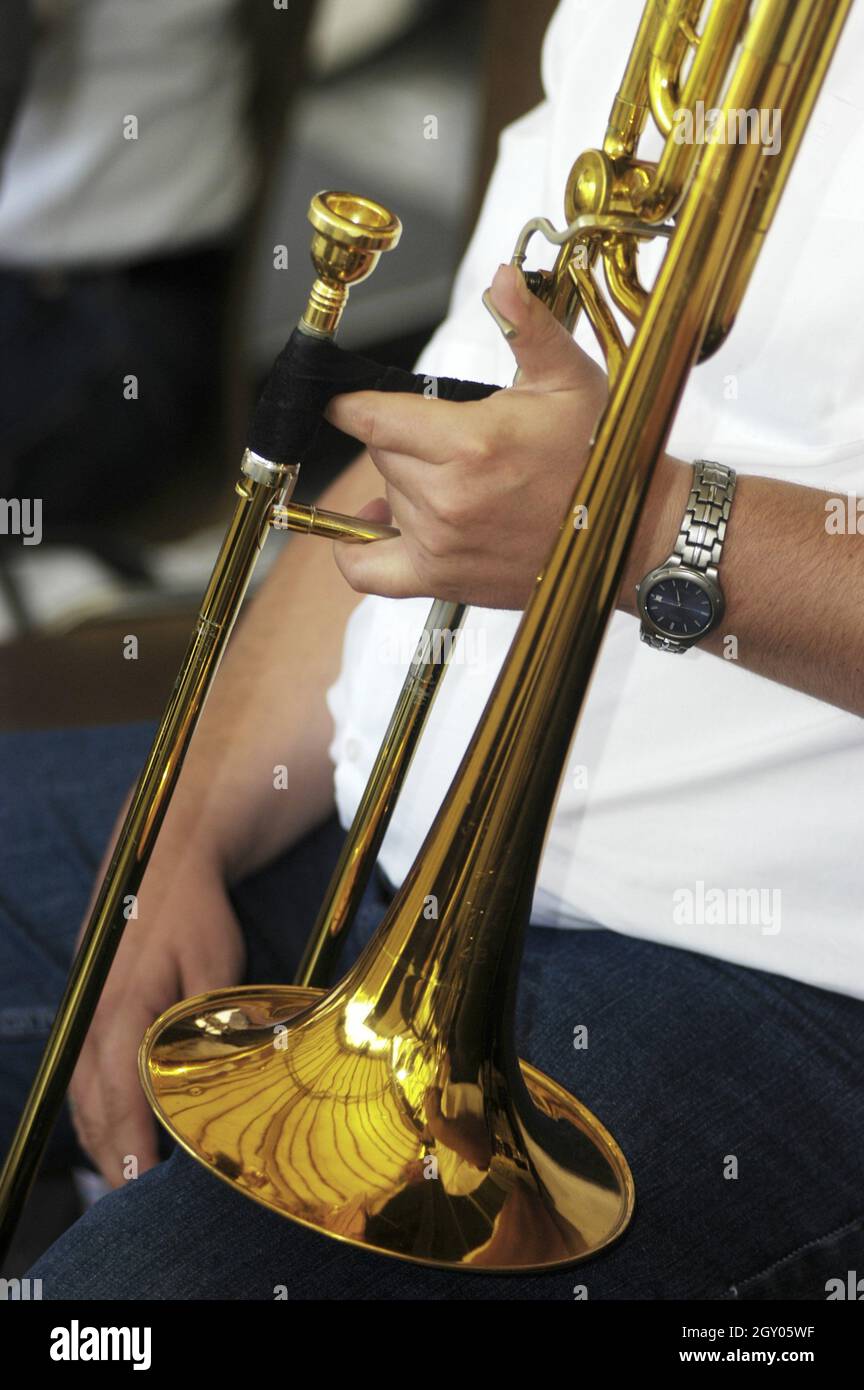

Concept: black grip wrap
[[247, 328, 501, 466]]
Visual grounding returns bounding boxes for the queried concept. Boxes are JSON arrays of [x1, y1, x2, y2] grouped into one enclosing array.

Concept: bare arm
[[330, 265, 864, 719], [71, 447, 379, 1181], [158, 446, 381, 883]]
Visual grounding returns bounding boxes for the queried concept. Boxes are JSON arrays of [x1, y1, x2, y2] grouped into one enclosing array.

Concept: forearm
[[621, 455, 864, 715], [156, 450, 377, 882]]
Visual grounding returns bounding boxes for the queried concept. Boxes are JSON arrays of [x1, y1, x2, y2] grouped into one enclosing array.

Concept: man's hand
[[64, 445, 383, 1187], [69, 830, 245, 1187], [325, 263, 608, 610]]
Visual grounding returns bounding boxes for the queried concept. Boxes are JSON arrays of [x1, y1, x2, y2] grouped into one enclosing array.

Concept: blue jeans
[[2, 724, 862, 1299]]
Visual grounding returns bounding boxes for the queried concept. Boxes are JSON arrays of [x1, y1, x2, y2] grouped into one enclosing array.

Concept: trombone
[[0, 0, 851, 1272]]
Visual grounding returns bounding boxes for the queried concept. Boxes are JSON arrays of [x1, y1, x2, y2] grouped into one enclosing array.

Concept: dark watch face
[[644, 576, 713, 638]]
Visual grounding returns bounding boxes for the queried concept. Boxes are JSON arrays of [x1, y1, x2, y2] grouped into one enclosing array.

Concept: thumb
[[333, 499, 423, 598], [335, 536, 423, 599], [486, 262, 594, 389]]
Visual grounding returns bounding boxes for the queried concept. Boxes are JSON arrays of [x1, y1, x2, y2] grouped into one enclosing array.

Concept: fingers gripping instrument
[[139, 0, 850, 1273]]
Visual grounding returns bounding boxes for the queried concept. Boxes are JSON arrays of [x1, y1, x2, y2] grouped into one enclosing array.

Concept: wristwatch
[[636, 459, 737, 653]]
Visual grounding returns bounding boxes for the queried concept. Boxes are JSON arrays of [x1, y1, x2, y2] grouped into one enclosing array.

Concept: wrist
[[617, 453, 693, 616]]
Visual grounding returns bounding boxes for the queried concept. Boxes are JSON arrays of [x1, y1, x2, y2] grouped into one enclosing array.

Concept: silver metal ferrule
[[241, 449, 297, 489]]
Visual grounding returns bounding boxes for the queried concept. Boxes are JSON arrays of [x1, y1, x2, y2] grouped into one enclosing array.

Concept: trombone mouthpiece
[[300, 191, 402, 339]]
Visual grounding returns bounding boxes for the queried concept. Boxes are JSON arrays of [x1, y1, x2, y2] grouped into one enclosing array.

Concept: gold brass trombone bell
[[141, 988, 633, 1270], [140, 0, 852, 1273], [140, 181, 637, 1275], [141, 178, 636, 1264]]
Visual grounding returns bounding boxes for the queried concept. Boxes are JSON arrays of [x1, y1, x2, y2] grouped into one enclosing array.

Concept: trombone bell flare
[[140, 985, 634, 1272]]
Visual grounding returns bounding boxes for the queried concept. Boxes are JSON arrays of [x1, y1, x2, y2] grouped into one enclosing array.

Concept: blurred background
[[0, 0, 557, 734]]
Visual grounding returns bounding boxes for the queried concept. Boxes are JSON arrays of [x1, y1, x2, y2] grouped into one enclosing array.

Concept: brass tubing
[[295, 598, 467, 987], [604, 0, 665, 160], [647, 0, 705, 136], [355, 0, 842, 1069], [603, 234, 649, 326], [568, 262, 627, 384], [0, 189, 412, 1262], [272, 501, 400, 544], [0, 469, 288, 1259], [701, 0, 853, 356], [546, 237, 598, 331], [638, 0, 754, 221]]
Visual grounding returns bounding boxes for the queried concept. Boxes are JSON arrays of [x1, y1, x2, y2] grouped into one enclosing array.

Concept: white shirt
[[0, 0, 254, 266], [327, 0, 864, 1000]]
